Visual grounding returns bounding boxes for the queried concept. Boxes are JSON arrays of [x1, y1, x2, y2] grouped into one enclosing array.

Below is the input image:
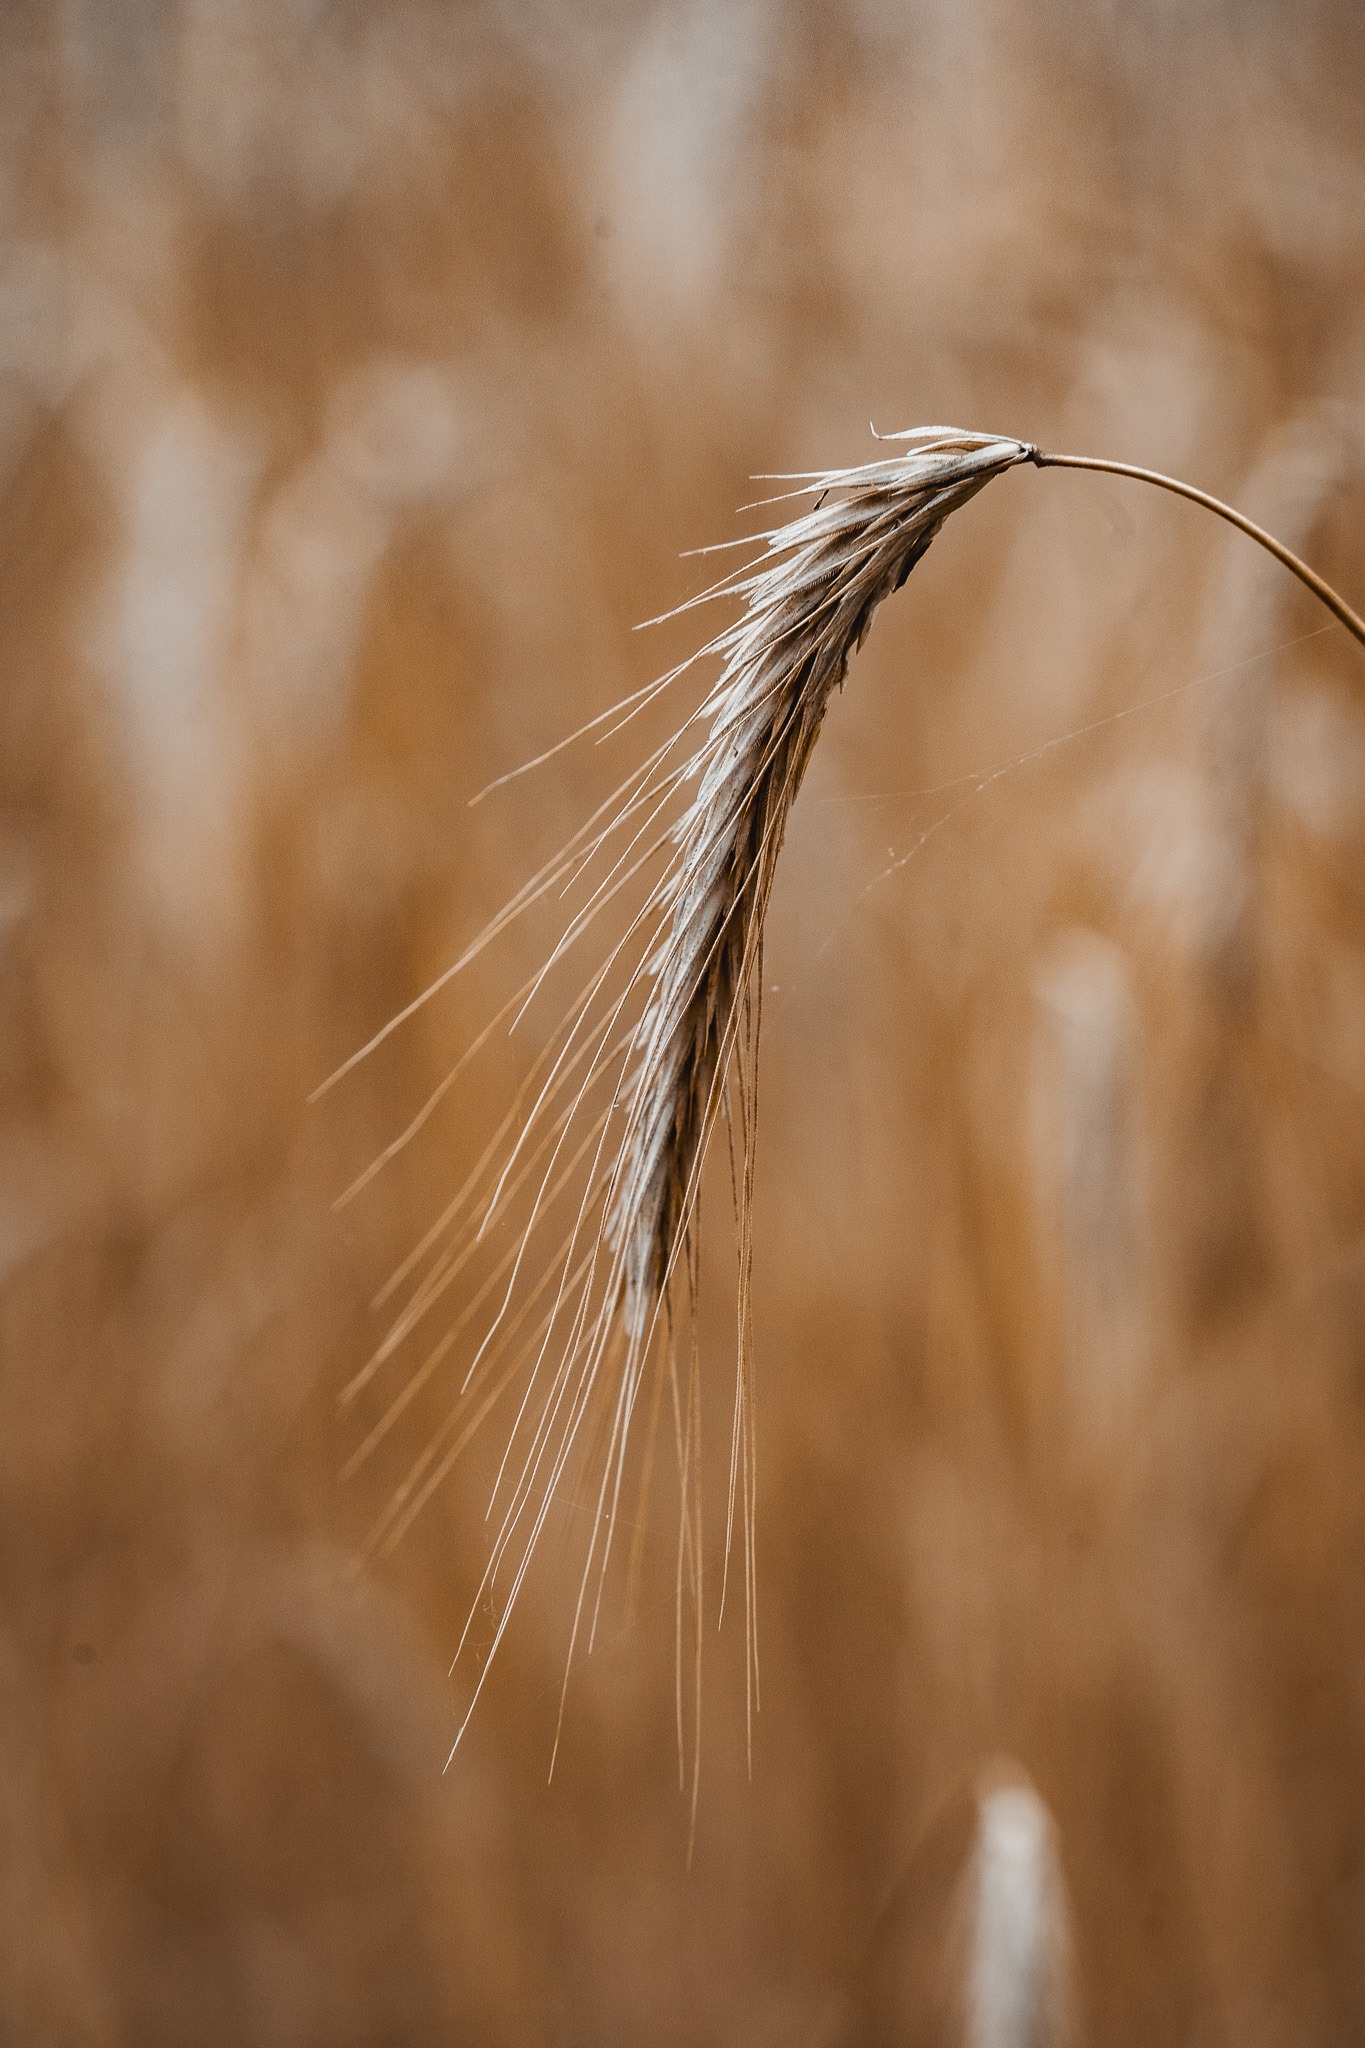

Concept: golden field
[[3, 4, 1365, 2040]]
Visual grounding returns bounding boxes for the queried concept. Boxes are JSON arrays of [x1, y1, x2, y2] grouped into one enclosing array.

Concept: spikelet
[[608, 429, 1033, 1342], [326, 419, 1364, 1778], [346, 427, 1034, 1761]]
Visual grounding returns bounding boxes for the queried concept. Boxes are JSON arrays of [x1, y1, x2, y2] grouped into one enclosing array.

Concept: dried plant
[[319, 425, 1365, 1794]]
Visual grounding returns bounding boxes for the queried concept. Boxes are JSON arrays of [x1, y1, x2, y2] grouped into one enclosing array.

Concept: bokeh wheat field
[[4, 4, 1365, 2042]]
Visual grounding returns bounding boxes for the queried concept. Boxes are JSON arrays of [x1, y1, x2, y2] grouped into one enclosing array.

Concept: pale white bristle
[[335, 420, 1365, 1777]]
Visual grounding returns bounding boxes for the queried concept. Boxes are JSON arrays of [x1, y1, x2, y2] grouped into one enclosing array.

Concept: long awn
[[316, 425, 1365, 1803]]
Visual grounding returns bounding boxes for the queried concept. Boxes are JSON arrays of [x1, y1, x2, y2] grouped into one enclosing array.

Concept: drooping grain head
[[608, 430, 1033, 1342], [330, 428, 1034, 1755]]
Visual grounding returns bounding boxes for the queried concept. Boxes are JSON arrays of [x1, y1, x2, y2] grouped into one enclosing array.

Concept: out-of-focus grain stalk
[[966, 1778, 1073, 2048]]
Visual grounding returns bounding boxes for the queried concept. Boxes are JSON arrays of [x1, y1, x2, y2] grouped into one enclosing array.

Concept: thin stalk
[[1029, 448, 1365, 651]]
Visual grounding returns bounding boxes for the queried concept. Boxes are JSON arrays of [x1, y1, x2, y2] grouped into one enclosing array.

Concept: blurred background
[[4, 2, 1365, 2041]]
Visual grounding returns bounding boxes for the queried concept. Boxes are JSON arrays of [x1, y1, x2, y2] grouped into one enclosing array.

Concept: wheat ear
[[604, 432, 1365, 1355], [326, 425, 1364, 1770]]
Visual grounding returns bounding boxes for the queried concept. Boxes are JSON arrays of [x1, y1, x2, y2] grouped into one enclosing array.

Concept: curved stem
[[1029, 448, 1365, 652]]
